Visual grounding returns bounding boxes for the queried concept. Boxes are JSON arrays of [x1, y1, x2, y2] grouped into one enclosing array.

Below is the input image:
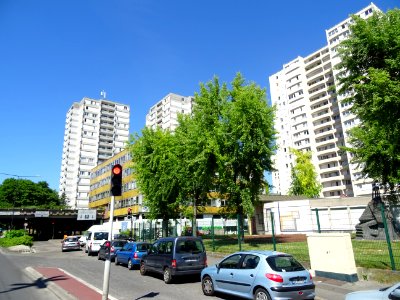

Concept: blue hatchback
[[115, 242, 152, 270]]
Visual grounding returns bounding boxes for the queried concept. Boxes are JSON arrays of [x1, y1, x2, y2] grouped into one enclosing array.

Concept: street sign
[[35, 211, 50, 217], [77, 209, 97, 220]]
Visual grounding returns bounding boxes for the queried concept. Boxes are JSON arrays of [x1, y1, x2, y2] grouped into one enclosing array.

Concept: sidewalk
[[314, 275, 388, 300], [23, 263, 391, 300], [24, 266, 118, 300]]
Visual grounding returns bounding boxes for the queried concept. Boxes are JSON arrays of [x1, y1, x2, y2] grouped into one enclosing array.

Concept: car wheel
[[128, 259, 133, 270], [202, 276, 214, 296], [140, 262, 147, 276], [163, 267, 172, 284], [254, 288, 271, 300]]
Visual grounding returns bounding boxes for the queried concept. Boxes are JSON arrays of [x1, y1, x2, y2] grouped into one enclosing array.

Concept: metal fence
[[122, 202, 400, 271]]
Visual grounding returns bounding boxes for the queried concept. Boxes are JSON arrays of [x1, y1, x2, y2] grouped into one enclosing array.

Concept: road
[[0, 240, 376, 300], [0, 249, 57, 300], [1, 240, 236, 300]]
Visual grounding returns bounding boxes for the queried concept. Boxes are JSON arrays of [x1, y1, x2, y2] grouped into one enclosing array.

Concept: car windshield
[[94, 232, 108, 240], [176, 239, 204, 254], [266, 255, 305, 272]]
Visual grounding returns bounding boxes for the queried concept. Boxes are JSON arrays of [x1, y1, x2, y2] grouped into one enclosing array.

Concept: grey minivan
[[140, 236, 207, 284]]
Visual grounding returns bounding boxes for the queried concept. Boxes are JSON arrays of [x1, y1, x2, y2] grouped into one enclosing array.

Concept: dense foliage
[[0, 178, 64, 209], [0, 229, 33, 247], [288, 148, 322, 198], [336, 8, 400, 197], [128, 73, 276, 233]]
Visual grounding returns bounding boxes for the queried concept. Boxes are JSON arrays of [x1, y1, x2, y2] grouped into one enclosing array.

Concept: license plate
[[291, 280, 305, 284]]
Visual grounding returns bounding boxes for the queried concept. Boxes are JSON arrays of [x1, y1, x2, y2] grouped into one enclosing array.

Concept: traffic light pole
[[102, 195, 115, 300]]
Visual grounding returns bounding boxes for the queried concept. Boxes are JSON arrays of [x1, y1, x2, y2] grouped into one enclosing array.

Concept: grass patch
[[202, 236, 400, 270]]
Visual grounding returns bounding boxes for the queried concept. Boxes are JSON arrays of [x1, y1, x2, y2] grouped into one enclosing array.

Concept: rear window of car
[[137, 243, 151, 252], [176, 239, 204, 254], [266, 255, 305, 272], [66, 237, 78, 242], [113, 241, 127, 247]]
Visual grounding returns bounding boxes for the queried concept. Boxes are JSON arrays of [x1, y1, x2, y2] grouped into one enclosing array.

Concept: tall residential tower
[[146, 93, 194, 131], [59, 96, 130, 208], [269, 4, 379, 198]]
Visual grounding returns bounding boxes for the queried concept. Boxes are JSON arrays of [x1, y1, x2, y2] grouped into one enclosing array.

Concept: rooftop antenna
[[100, 90, 107, 99]]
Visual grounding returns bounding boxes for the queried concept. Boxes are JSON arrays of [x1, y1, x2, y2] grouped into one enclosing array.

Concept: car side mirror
[[389, 291, 400, 300]]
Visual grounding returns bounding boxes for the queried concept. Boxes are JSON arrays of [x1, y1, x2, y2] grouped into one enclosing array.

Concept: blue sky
[[0, 0, 397, 191]]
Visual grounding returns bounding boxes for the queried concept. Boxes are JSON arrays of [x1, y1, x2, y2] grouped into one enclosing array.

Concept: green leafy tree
[[336, 8, 400, 196], [288, 148, 322, 198], [214, 73, 276, 232], [128, 127, 181, 236], [0, 178, 62, 209], [173, 77, 227, 235]]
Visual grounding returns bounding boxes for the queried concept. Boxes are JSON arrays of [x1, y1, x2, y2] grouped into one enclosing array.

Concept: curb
[[24, 267, 119, 300], [24, 267, 77, 300]]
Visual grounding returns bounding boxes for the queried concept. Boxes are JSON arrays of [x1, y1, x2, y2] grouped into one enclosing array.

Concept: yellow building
[[89, 149, 144, 220], [89, 149, 234, 221]]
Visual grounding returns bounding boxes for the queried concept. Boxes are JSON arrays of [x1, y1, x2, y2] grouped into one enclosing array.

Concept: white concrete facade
[[262, 197, 370, 235], [59, 97, 130, 209], [269, 4, 379, 198], [145, 93, 193, 131]]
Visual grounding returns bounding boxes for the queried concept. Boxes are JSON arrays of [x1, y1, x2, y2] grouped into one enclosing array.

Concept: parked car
[[140, 236, 207, 284], [345, 282, 400, 300], [115, 242, 152, 269], [201, 250, 315, 300], [97, 240, 128, 261], [85, 226, 120, 256], [79, 235, 88, 247], [61, 236, 81, 252]]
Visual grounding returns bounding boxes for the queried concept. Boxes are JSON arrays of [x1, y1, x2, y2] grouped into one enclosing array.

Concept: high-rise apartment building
[[59, 97, 130, 208], [269, 4, 379, 198], [146, 93, 194, 131]]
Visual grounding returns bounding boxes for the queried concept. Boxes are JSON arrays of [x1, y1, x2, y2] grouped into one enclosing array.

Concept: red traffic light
[[111, 164, 123, 196], [112, 165, 122, 175]]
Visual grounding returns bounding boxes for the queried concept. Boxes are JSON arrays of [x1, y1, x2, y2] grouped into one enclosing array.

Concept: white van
[[85, 225, 120, 256]]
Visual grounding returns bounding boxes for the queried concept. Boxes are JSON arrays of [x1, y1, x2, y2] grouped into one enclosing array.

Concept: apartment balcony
[[101, 110, 114, 117], [101, 103, 115, 110], [100, 122, 114, 129], [317, 152, 338, 162], [322, 184, 346, 193], [317, 136, 338, 148], [312, 110, 330, 122], [310, 94, 331, 108], [315, 128, 335, 140], [313, 119, 334, 131], [311, 101, 330, 114], [99, 140, 113, 147], [307, 74, 324, 87], [305, 59, 323, 72]]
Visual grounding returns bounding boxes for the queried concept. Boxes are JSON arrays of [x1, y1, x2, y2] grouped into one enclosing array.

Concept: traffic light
[[127, 207, 132, 219], [111, 164, 123, 196]]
